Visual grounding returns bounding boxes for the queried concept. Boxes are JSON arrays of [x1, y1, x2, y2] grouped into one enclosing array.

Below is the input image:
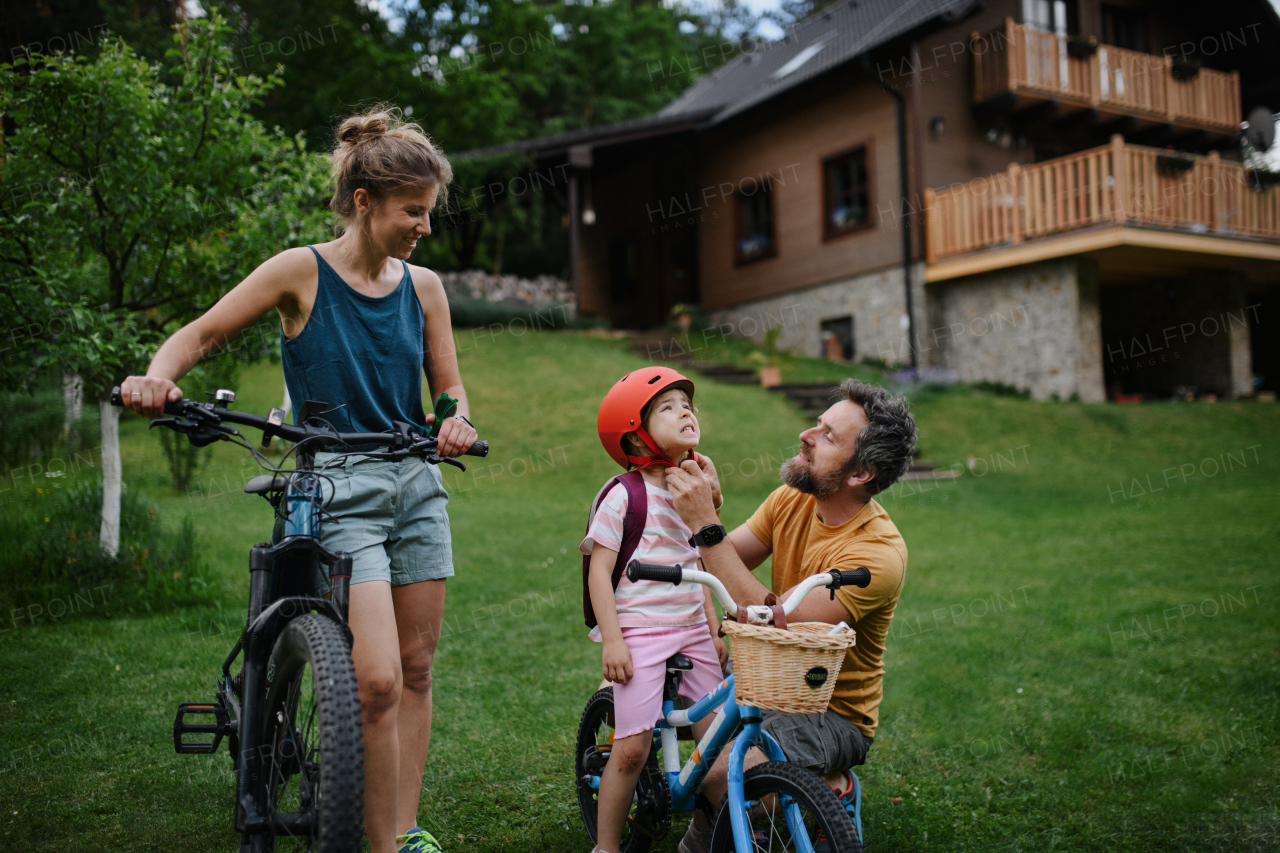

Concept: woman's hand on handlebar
[[429, 413, 478, 458], [119, 376, 183, 419]]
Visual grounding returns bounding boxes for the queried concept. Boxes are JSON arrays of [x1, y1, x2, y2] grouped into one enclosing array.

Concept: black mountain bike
[[110, 386, 486, 852]]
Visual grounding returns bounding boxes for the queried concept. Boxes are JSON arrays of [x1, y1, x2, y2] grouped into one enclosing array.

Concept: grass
[[1, 329, 1277, 852]]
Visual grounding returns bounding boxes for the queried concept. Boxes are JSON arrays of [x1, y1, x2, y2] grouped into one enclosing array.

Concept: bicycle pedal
[[174, 702, 228, 754]]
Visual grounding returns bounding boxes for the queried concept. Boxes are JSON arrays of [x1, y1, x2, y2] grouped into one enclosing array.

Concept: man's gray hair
[[840, 379, 918, 495]]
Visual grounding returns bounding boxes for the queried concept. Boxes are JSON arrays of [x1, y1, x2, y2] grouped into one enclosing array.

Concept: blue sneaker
[[397, 826, 442, 853]]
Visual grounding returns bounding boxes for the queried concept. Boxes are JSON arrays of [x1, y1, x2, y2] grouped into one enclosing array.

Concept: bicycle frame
[[584, 561, 873, 853], [221, 452, 355, 838]]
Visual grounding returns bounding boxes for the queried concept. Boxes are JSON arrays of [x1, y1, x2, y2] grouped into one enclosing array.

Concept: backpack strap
[[582, 471, 649, 629]]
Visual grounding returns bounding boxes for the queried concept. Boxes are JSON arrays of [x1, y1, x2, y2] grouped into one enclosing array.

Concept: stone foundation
[[706, 262, 928, 364], [926, 258, 1105, 401]]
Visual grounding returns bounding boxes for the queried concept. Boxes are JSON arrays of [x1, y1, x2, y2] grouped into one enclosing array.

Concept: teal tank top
[[281, 246, 430, 436]]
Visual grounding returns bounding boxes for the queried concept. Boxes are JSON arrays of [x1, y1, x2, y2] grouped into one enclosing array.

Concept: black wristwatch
[[689, 523, 727, 548]]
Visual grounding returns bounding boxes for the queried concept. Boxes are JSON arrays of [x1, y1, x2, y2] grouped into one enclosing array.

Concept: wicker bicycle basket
[[721, 621, 856, 714]]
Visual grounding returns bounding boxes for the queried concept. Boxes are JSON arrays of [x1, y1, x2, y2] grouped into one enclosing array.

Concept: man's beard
[[780, 449, 848, 497]]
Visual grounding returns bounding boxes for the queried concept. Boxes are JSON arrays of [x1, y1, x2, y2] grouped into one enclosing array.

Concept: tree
[[0, 11, 331, 553], [401, 0, 749, 273]]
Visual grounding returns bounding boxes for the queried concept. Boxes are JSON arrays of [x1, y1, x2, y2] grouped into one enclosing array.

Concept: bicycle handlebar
[[626, 560, 871, 622], [110, 386, 488, 461]]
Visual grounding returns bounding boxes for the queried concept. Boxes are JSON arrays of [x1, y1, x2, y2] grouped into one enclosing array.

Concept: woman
[[121, 107, 471, 853]]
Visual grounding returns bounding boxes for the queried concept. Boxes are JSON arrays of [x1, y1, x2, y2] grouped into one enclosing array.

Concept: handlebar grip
[[111, 385, 187, 416], [464, 440, 489, 458], [832, 567, 872, 589], [626, 560, 684, 585]]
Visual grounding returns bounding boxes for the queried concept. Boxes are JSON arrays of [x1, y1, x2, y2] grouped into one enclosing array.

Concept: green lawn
[[2, 329, 1277, 852]]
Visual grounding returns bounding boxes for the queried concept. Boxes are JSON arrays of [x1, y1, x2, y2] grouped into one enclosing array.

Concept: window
[[735, 181, 776, 265], [820, 316, 855, 361], [1101, 4, 1147, 52], [822, 146, 870, 239]]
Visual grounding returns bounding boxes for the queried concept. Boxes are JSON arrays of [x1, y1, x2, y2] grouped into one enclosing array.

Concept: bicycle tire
[[710, 761, 860, 853], [253, 613, 364, 852], [574, 687, 670, 853]]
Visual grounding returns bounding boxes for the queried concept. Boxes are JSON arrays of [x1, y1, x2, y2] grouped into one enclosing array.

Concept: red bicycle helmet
[[598, 366, 696, 470]]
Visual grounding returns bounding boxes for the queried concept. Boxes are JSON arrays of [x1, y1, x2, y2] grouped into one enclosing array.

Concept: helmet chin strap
[[625, 428, 691, 471]]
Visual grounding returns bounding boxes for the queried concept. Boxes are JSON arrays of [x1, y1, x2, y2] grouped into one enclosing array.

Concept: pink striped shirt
[[580, 480, 707, 635]]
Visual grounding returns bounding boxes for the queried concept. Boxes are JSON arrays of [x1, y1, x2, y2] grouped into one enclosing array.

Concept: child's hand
[[603, 639, 634, 685], [713, 635, 730, 672]]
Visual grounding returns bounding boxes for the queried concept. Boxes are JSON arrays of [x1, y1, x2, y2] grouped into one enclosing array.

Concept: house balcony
[[924, 136, 1280, 280], [972, 19, 1241, 137]]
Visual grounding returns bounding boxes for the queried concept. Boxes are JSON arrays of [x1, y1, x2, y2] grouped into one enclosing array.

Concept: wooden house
[[459, 0, 1280, 400]]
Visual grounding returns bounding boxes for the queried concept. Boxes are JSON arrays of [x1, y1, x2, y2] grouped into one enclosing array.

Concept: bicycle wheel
[[254, 613, 364, 852], [710, 761, 860, 853], [574, 687, 670, 853]]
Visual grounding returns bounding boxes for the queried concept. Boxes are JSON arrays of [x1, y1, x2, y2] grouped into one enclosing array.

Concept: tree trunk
[[62, 371, 83, 432], [99, 400, 121, 557]]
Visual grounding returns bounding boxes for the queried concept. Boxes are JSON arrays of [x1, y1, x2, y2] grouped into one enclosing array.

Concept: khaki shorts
[[274, 453, 454, 592], [761, 709, 873, 774]]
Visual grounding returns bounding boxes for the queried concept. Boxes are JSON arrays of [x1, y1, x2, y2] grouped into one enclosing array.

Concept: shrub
[[0, 387, 100, 471], [973, 380, 1031, 398], [0, 478, 214, 622]]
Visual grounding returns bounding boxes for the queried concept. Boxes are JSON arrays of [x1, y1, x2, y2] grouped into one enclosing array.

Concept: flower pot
[[759, 365, 782, 388], [1066, 35, 1098, 59]]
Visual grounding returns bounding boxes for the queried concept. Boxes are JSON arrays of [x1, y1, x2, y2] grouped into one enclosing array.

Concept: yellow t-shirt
[[746, 486, 907, 738]]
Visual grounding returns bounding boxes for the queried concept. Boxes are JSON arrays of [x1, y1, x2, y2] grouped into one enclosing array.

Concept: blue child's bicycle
[[575, 561, 871, 853]]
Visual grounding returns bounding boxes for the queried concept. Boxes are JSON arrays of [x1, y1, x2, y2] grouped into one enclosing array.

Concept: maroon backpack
[[582, 470, 648, 629]]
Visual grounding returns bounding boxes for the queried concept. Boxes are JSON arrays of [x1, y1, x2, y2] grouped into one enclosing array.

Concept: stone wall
[[926, 258, 1103, 401], [437, 270, 573, 311], [705, 261, 928, 364]]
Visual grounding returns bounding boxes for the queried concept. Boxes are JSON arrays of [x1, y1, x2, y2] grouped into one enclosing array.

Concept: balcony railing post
[[1006, 17, 1018, 90], [1008, 162, 1023, 245], [1208, 150, 1221, 232], [1110, 134, 1127, 224], [1163, 54, 1176, 121]]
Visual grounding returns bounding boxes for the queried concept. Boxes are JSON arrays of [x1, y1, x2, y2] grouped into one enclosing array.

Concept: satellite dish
[[1245, 105, 1275, 151]]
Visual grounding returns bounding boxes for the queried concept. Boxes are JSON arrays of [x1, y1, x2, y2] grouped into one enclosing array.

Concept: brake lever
[[429, 454, 466, 471]]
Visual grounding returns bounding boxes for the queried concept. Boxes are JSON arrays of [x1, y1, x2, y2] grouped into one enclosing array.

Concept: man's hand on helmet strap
[[668, 460, 719, 532]]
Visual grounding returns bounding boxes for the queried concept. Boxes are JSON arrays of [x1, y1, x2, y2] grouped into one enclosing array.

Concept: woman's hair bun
[[329, 105, 453, 221], [337, 111, 391, 147]]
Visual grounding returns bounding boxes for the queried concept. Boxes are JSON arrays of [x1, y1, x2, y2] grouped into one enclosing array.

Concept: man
[[666, 379, 917, 851]]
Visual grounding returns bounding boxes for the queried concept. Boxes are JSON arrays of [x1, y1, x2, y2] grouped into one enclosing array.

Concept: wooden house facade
[[459, 0, 1280, 400]]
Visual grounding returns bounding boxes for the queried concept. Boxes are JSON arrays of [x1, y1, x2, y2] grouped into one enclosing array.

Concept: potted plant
[[1066, 34, 1098, 59], [749, 325, 784, 388], [1171, 56, 1203, 81], [1156, 149, 1197, 176], [668, 302, 701, 332]]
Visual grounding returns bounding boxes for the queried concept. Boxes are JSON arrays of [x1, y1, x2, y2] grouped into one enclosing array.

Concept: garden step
[[626, 334, 758, 384]]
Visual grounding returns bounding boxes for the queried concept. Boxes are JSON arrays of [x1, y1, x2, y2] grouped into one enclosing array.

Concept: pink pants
[[612, 625, 724, 738]]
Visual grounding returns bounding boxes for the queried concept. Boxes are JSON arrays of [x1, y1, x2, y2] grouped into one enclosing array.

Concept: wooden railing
[[972, 19, 1241, 133], [925, 136, 1280, 263]]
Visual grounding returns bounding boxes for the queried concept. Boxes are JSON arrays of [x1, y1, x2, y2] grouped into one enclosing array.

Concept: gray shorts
[[761, 709, 873, 774], [274, 453, 454, 593]]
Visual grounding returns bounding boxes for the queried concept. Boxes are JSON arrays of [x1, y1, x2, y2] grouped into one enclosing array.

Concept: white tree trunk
[[62, 371, 83, 432], [282, 383, 292, 421], [99, 400, 121, 558]]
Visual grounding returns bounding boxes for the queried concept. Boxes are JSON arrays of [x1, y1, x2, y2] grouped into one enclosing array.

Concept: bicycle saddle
[[244, 474, 289, 495], [666, 654, 694, 672]]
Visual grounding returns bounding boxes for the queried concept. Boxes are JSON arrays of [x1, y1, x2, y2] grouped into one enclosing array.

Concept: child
[[581, 366, 728, 853]]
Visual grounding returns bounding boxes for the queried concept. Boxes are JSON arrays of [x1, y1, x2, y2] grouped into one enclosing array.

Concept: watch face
[[701, 524, 726, 546]]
